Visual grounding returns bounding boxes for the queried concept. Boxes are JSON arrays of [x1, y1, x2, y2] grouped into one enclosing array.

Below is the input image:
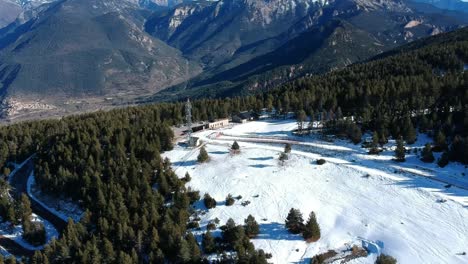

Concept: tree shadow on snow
[[249, 164, 273, 168], [209, 151, 229, 155], [291, 260, 311, 264], [256, 222, 303, 241], [391, 175, 468, 201], [249, 156, 274, 161], [172, 160, 197, 167]]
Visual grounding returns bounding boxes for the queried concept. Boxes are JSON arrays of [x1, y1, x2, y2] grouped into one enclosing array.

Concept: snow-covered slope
[[164, 120, 468, 263]]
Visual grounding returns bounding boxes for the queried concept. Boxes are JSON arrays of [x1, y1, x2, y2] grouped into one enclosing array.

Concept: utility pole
[[185, 98, 192, 142]]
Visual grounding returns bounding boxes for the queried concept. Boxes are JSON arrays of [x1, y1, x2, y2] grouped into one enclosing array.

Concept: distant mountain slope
[[0, 0, 22, 28], [0, 0, 467, 120], [145, 0, 327, 69], [0, 0, 201, 118], [409, 0, 468, 13], [145, 0, 467, 101]]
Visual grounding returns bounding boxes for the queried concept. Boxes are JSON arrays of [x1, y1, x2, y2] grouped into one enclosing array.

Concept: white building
[[208, 119, 229, 129]]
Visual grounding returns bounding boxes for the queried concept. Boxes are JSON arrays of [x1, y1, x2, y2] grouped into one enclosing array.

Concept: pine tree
[[284, 143, 292, 154], [183, 172, 191, 182], [186, 233, 201, 261], [244, 215, 260, 238], [203, 193, 216, 209], [421, 143, 435, 163], [197, 146, 209, 163], [369, 131, 380, 154], [379, 132, 388, 147], [437, 151, 449, 168], [375, 254, 397, 264], [394, 137, 406, 162], [202, 231, 216, 254], [285, 208, 304, 234], [279, 152, 288, 166], [19, 194, 32, 223], [302, 212, 321, 242], [221, 218, 245, 245], [403, 116, 417, 144], [434, 131, 447, 151], [225, 194, 235, 206], [296, 110, 307, 133], [347, 124, 362, 144], [231, 141, 240, 154], [176, 238, 191, 263]]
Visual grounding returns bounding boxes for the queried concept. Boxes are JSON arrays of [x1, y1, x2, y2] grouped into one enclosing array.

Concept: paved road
[[1, 157, 68, 257], [9, 158, 67, 232]]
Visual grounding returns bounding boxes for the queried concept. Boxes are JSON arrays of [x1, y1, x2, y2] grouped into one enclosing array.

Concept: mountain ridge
[[0, 0, 467, 120]]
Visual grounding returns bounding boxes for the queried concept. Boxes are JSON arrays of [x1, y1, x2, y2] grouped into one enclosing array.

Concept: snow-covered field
[[165, 120, 468, 264]]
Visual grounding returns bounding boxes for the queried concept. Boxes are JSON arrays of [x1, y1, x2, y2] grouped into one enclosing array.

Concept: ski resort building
[[232, 111, 254, 123], [208, 119, 229, 129]]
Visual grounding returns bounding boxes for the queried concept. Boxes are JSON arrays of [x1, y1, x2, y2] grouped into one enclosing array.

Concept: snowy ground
[[165, 120, 468, 264]]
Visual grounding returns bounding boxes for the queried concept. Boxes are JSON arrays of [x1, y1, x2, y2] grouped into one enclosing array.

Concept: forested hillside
[[0, 26, 466, 263]]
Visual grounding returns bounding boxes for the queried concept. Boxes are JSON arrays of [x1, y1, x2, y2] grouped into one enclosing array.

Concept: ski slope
[[165, 120, 468, 264]]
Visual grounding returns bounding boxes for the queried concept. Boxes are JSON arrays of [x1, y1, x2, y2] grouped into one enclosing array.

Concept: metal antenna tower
[[185, 98, 192, 140]]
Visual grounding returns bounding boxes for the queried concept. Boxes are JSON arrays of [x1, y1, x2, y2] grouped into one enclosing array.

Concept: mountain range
[[0, 0, 467, 120]]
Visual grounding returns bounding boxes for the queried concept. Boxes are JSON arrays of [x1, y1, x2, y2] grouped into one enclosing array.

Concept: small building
[[208, 118, 229, 129], [188, 136, 201, 147], [232, 111, 253, 123], [191, 123, 207, 132]]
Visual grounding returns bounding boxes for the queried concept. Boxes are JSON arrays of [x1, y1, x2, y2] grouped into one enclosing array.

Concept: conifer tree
[[202, 231, 216, 254], [231, 141, 240, 154], [421, 143, 435, 163], [186, 233, 201, 261], [403, 116, 417, 144], [379, 132, 388, 147], [19, 194, 32, 223], [284, 143, 292, 154], [244, 215, 260, 238], [369, 131, 380, 154], [279, 152, 288, 166], [297, 110, 307, 133], [221, 218, 245, 245], [225, 194, 235, 206], [176, 238, 191, 263], [183, 172, 191, 182], [285, 208, 304, 234], [375, 254, 397, 264], [437, 151, 449, 168], [434, 131, 447, 151], [203, 193, 216, 209], [302, 211, 321, 242], [394, 137, 406, 162], [197, 146, 209, 163], [347, 124, 362, 144]]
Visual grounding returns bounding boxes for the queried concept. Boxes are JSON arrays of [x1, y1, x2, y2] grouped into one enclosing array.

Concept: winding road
[[1, 157, 67, 257]]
